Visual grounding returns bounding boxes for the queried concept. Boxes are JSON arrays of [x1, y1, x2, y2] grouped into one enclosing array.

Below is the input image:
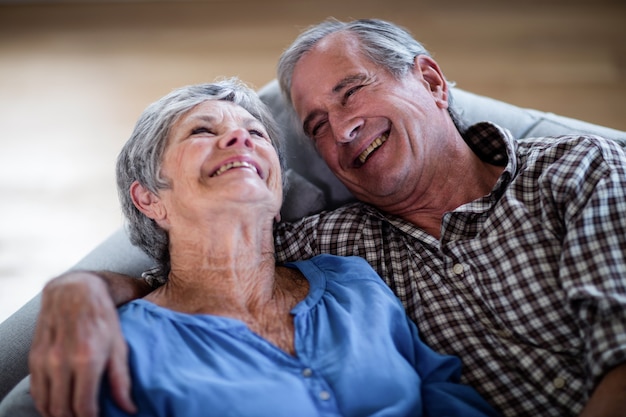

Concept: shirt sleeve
[[550, 137, 626, 390]]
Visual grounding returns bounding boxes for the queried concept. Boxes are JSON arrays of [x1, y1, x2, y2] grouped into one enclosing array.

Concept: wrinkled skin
[[29, 271, 148, 417]]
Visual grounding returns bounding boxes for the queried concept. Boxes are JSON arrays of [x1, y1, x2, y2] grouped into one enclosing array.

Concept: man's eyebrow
[[332, 74, 369, 93]]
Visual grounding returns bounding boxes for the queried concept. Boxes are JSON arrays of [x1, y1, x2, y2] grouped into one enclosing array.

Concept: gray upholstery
[[1, 79, 625, 409]]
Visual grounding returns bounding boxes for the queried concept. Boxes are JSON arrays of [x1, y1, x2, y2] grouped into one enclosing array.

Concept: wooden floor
[[0, 0, 625, 322]]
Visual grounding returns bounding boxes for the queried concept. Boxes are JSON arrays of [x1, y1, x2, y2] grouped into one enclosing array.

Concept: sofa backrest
[[257, 80, 626, 221]]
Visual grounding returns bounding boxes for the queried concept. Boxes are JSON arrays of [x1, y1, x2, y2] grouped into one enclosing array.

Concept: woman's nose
[[220, 127, 253, 148]]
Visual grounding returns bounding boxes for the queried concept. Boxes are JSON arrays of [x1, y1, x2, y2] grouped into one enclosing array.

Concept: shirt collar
[[462, 122, 519, 199]]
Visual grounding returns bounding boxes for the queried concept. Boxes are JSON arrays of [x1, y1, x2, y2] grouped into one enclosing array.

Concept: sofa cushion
[[452, 88, 626, 145]]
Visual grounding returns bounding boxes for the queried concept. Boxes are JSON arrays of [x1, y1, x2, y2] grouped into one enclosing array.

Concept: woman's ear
[[130, 181, 167, 222], [413, 55, 449, 109]]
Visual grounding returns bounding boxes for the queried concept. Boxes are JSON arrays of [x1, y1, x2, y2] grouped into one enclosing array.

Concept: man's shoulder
[[517, 134, 626, 166], [292, 201, 382, 226], [518, 133, 622, 151]]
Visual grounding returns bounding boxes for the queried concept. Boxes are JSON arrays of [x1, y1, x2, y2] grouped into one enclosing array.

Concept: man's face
[[290, 32, 451, 210]]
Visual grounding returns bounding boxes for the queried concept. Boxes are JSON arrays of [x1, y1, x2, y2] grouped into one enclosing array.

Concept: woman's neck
[[142, 215, 310, 355], [148, 213, 278, 314]]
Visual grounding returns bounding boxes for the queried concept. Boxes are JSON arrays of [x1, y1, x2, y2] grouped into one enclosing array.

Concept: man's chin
[[349, 186, 394, 206]]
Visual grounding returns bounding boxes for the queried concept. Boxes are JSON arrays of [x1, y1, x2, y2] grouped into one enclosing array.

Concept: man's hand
[[29, 271, 139, 417]]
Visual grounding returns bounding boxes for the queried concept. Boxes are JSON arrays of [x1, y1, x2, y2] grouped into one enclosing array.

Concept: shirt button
[[319, 391, 331, 401], [553, 377, 566, 389], [301, 368, 312, 377], [453, 263, 464, 275]]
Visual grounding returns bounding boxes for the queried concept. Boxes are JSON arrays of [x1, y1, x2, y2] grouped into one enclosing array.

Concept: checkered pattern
[[273, 123, 626, 416]]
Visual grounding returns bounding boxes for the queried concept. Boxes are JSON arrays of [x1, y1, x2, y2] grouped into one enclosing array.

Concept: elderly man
[[5, 18, 626, 417], [271, 18, 626, 417]]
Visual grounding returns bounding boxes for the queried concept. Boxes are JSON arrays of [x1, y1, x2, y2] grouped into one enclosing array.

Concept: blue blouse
[[101, 254, 498, 416]]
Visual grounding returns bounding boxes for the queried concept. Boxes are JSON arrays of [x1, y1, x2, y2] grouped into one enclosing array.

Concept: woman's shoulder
[[290, 255, 404, 320], [290, 254, 372, 274], [118, 299, 244, 332], [290, 254, 387, 290], [310, 253, 374, 272]]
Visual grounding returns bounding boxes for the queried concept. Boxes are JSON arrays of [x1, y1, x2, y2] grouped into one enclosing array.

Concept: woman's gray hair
[[277, 18, 466, 132], [116, 78, 284, 276]]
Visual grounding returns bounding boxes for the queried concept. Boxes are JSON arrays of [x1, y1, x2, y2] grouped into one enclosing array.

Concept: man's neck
[[382, 148, 504, 239]]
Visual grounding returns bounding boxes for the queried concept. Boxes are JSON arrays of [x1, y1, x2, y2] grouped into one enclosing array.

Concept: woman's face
[[155, 100, 283, 225]]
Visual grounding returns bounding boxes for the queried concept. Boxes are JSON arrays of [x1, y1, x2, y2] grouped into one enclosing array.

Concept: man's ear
[[413, 55, 449, 109], [130, 181, 167, 222]]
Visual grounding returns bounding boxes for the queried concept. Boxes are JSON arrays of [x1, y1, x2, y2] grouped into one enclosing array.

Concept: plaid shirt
[[274, 123, 626, 417]]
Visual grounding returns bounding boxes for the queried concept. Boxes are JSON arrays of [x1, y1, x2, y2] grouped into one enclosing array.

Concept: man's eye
[[310, 120, 330, 144], [340, 85, 363, 106], [311, 120, 327, 138], [345, 85, 363, 99]]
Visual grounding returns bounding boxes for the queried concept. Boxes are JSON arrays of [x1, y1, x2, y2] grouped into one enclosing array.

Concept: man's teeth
[[212, 161, 258, 177], [358, 134, 389, 164]]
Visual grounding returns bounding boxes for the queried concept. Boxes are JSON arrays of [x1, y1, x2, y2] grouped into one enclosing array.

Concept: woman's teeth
[[212, 161, 258, 177], [358, 133, 389, 164]]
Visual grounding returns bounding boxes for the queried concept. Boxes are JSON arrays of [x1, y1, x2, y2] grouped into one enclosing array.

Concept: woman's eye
[[249, 129, 266, 138], [191, 127, 213, 135]]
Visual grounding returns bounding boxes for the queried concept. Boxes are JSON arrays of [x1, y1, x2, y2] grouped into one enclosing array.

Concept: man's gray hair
[[277, 18, 466, 132], [116, 78, 284, 274]]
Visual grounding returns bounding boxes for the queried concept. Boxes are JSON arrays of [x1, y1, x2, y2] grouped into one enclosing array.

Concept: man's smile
[[357, 132, 389, 165]]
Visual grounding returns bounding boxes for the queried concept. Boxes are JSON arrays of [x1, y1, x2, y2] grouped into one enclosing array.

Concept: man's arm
[[557, 139, 626, 416], [28, 270, 151, 417], [579, 363, 626, 417]]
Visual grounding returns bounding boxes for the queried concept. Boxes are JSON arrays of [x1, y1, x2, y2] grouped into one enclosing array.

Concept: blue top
[[101, 254, 499, 416]]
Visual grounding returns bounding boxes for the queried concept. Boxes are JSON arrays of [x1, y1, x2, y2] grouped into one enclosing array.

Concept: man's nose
[[220, 128, 253, 148], [331, 114, 363, 144]]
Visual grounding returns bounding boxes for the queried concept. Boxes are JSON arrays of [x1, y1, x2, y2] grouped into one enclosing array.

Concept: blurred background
[[1, 0, 625, 323]]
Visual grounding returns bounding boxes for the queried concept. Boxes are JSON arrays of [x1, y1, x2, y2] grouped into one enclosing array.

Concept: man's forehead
[[291, 32, 372, 113], [291, 56, 366, 105], [315, 30, 359, 53]]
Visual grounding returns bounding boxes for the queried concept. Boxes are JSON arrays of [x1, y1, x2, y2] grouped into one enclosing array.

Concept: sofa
[[1, 79, 626, 408]]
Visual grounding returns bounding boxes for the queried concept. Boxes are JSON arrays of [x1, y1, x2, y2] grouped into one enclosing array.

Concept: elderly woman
[[96, 79, 498, 416]]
